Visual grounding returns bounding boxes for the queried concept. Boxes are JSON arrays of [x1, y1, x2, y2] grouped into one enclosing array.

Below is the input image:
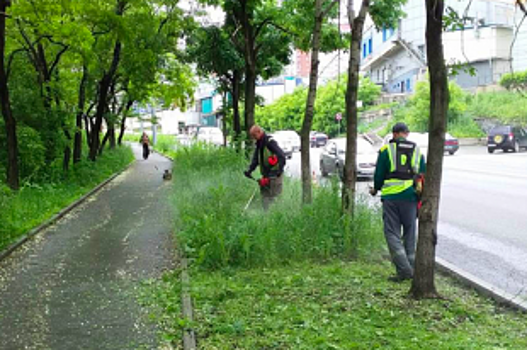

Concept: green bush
[[168, 144, 385, 270], [500, 70, 527, 91], [449, 115, 485, 138], [17, 126, 46, 180], [466, 91, 527, 125]]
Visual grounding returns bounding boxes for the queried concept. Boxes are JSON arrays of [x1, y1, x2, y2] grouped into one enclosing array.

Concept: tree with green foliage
[[255, 75, 381, 136], [186, 22, 245, 141], [224, 0, 292, 136], [284, 0, 341, 204], [0, 0, 19, 190], [341, 0, 405, 213], [0, 0, 194, 187], [500, 70, 527, 94]]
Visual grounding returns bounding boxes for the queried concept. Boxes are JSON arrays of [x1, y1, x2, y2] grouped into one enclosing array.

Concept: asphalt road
[[437, 146, 527, 301], [0, 145, 174, 349], [286, 145, 527, 301]]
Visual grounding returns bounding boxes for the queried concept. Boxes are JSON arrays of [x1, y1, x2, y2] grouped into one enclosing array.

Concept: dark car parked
[[310, 132, 328, 148], [487, 126, 527, 153]]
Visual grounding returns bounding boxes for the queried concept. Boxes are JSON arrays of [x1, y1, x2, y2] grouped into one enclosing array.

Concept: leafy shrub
[[500, 70, 527, 91], [17, 126, 46, 180], [466, 91, 527, 125]]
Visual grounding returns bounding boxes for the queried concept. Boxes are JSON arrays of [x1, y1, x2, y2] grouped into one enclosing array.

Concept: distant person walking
[[244, 125, 286, 210], [140, 132, 150, 160], [370, 123, 426, 282]]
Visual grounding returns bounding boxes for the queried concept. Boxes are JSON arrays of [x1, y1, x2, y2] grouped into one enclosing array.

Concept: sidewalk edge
[[436, 257, 527, 313]]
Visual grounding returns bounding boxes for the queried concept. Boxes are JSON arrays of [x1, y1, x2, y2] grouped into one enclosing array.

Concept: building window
[[383, 28, 394, 42], [368, 38, 372, 54], [363, 43, 367, 58], [201, 98, 212, 114], [406, 78, 411, 92]]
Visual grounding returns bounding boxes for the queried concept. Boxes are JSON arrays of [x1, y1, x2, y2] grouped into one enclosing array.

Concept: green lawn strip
[[0, 146, 134, 251], [144, 260, 527, 349]]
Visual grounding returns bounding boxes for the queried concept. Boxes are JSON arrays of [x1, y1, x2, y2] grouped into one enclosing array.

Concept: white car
[[320, 137, 377, 179], [270, 134, 293, 159], [197, 127, 224, 146], [274, 130, 301, 152]]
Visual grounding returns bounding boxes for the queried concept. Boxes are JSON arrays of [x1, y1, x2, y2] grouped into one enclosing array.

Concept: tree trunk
[[99, 131, 110, 155], [89, 1, 125, 161], [342, 0, 369, 213], [244, 62, 256, 136], [62, 142, 71, 172], [232, 70, 242, 141], [0, 0, 19, 190], [118, 100, 133, 145], [84, 115, 92, 149], [74, 65, 88, 163], [62, 126, 72, 172], [410, 0, 449, 299], [300, 0, 325, 204], [239, 0, 256, 137], [108, 125, 116, 149], [89, 39, 122, 161]]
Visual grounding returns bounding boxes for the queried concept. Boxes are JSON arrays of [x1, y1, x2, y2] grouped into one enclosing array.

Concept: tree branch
[[253, 17, 272, 41], [517, 0, 527, 15], [49, 44, 69, 76], [321, 0, 340, 18], [6, 48, 27, 80]]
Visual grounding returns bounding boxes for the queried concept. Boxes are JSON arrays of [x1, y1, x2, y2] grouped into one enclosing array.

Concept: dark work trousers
[[261, 175, 283, 211], [382, 200, 417, 278], [142, 143, 150, 160]]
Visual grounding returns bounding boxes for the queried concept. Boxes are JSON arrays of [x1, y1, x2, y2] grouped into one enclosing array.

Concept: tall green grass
[[0, 146, 134, 251], [168, 144, 385, 269], [467, 91, 527, 125]]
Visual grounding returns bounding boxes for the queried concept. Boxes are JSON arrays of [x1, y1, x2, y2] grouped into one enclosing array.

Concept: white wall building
[[360, 0, 518, 92]]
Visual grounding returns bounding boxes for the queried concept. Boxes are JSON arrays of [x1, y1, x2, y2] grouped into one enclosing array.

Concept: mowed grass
[[0, 146, 134, 251], [144, 261, 527, 349]]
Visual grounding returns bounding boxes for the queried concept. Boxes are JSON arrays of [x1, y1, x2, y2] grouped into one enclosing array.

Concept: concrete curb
[[181, 257, 197, 350], [0, 160, 136, 262], [436, 257, 527, 313], [458, 138, 486, 146]]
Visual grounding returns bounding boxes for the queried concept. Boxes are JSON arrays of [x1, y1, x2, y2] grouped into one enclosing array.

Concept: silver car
[[320, 138, 377, 179], [274, 130, 301, 152], [270, 134, 293, 159]]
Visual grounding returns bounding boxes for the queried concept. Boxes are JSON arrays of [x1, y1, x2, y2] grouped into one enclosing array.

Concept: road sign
[[335, 113, 342, 121]]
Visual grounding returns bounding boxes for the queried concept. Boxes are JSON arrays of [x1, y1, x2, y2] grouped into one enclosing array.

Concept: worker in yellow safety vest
[[370, 123, 426, 282]]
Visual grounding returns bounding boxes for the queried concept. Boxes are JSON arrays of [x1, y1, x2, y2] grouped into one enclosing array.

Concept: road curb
[[436, 257, 527, 313], [181, 257, 197, 350], [0, 160, 136, 262]]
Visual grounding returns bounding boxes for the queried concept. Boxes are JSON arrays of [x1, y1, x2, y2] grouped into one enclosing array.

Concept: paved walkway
[[0, 145, 174, 349]]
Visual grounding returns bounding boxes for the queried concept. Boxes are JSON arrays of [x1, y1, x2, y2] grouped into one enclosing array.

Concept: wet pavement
[[0, 145, 174, 349]]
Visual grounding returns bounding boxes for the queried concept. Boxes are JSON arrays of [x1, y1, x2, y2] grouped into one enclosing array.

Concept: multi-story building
[[360, 0, 516, 92]]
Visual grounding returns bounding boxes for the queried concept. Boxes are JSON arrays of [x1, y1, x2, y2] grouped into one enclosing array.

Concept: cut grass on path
[[145, 260, 527, 349], [0, 146, 134, 252]]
